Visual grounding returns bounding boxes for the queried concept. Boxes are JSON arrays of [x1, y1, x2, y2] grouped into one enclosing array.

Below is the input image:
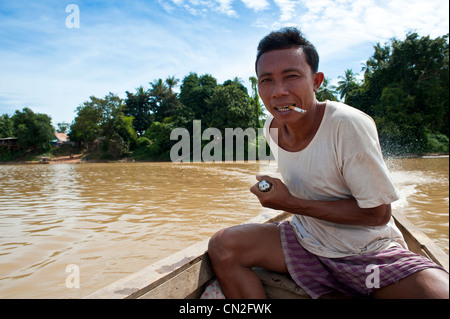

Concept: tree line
[[330, 32, 449, 155], [67, 73, 263, 160], [0, 32, 448, 160]]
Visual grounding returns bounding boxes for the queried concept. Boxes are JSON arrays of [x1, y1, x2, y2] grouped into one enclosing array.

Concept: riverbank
[[1, 151, 448, 165], [0, 154, 83, 165], [0, 153, 136, 165]]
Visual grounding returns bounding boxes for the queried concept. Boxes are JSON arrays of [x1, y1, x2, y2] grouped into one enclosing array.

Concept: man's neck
[[276, 101, 326, 152]]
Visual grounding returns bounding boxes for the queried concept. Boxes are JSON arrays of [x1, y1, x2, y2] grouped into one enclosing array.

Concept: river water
[[0, 157, 448, 298]]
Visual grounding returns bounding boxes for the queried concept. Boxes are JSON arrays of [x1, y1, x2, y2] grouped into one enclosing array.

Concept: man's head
[[255, 27, 319, 75], [255, 28, 324, 121]]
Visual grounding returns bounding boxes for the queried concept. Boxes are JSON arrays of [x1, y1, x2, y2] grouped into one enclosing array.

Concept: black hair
[[255, 27, 319, 74]]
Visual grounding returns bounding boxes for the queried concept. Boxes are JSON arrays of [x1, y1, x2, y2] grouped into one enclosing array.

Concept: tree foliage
[[0, 114, 14, 138], [10, 108, 54, 150], [124, 86, 152, 136], [179, 73, 218, 121], [69, 93, 137, 158], [316, 77, 338, 102], [338, 32, 449, 155]]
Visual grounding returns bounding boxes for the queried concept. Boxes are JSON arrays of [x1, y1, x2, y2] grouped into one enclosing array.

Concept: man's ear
[[313, 72, 324, 92]]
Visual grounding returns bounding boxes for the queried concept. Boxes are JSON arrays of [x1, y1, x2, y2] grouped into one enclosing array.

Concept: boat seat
[[253, 267, 349, 299]]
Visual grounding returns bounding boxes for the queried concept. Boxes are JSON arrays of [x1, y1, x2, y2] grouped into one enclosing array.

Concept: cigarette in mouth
[[289, 106, 307, 113]]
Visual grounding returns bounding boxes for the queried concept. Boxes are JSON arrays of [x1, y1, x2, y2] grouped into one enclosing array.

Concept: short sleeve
[[335, 109, 400, 208], [342, 143, 400, 208]]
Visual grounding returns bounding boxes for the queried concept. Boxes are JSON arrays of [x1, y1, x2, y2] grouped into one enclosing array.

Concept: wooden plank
[[85, 238, 210, 299], [138, 254, 214, 299], [392, 211, 449, 272]]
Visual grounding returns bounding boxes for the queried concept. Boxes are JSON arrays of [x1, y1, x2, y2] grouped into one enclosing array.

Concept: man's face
[[256, 47, 322, 123]]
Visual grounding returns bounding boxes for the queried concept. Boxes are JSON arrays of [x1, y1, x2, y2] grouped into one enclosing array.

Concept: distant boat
[[39, 157, 50, 164]]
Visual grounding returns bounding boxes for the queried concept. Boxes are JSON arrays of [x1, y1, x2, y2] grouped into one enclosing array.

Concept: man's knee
[[208, 227, 240, 266]]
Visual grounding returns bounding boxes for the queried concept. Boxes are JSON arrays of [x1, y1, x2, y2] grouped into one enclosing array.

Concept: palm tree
[[336, 69, 359, 100], [316, 77, 338, 102], [165, 76, 179, 94], [150, 79, 168, 99]]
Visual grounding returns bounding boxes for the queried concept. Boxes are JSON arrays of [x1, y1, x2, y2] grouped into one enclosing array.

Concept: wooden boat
[[39, 157, 50, 164], [86, 211, 448, 299]]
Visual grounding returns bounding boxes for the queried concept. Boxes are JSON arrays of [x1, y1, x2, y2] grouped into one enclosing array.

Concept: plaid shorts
[[279, 221, 446, 299]]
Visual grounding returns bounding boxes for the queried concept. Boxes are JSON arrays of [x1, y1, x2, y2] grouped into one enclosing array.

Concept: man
[[207, 27, 448, 299]]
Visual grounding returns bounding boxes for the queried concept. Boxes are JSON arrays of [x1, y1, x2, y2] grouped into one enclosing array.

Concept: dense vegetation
[[0, 32, 448, 161], [333, 32, 449, 155]]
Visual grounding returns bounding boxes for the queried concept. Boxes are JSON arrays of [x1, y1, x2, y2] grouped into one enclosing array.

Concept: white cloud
[[161, 0, 237, 16], [241, 0, 270, 11], [270, 0, 449, 59], [273, 0, 298, 21], [215, 0, 237, 16]]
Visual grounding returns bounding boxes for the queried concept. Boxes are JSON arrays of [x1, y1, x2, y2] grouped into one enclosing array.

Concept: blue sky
[[0, 0, 448, 126]]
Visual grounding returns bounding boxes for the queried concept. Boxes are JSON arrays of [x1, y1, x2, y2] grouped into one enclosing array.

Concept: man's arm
[[250, 175, 392, 227]]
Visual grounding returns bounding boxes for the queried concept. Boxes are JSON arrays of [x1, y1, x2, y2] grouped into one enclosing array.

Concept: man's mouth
[[275, 104, 295, 112]]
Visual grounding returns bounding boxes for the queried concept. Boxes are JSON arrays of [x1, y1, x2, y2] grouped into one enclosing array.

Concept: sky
[[0, 0, 448, 126]]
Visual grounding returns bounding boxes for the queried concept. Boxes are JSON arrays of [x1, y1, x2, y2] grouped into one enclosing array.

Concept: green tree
[[249, 76, 264, 127], [0, 114, 14, 137], [69, 93, 137, 157], [69, 97, 103, 145], [347, 32, 449, 154], [100, 93, 137, 157], [207, 84, 254, 131], [165, 75, 179, 93], [142, 119, 175, 160], [11, 108, 54, 150], [149, 79, 168, 116], [204, 84, 256, 161], [316, 77, 338, 102], [179, 73, 218, 120], [56, 122, 70, 133], [124, 86, 152, 136], [336, 69, 360, 101], [148, 77, 184, 123]]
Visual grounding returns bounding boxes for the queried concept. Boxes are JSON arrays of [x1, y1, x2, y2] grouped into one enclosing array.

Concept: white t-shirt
[[264, 101, 407, 258]]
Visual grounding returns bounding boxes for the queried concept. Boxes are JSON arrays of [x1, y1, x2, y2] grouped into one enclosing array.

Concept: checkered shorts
[[279, 221, 446, 298]]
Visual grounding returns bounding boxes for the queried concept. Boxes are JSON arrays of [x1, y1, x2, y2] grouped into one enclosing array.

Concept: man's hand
[[250, 175, 392, 226], [250, 175, 293, 211]]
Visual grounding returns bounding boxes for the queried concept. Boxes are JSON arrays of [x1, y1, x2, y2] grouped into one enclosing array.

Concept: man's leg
[[208, 223, 288, 298], [372, 268, 449, 299]]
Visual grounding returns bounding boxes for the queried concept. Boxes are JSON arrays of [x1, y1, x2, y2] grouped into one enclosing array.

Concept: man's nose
[[271, 81, 289, 98]]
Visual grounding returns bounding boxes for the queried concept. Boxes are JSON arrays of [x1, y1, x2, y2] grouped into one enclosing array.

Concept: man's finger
[[256, 174, 272, 182]]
